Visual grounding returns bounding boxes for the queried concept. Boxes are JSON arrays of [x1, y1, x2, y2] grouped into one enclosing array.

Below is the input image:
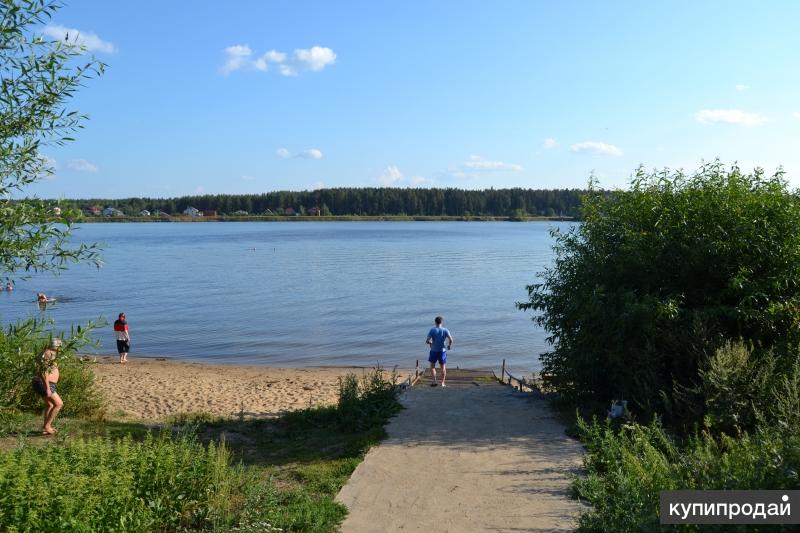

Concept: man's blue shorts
[[428, 350, 447, 365]]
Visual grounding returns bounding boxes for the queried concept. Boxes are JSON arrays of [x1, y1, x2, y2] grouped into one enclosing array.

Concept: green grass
[[0, 369, 402, 532]]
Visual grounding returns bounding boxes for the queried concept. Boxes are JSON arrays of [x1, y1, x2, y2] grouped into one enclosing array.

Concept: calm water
[[0, 222, 567, 372]]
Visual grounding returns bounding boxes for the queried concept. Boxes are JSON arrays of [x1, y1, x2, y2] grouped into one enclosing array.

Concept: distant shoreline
[[78, 215, 576, 223]]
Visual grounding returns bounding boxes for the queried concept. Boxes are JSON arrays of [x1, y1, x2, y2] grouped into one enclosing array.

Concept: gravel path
[[336, 377, 586, 532]]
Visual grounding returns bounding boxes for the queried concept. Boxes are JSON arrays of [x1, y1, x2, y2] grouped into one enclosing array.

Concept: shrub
[[0, 318, 104, 417], [574, 417, 800, 531], [519, 162, 800, 426], [0, 430, 256, 531]]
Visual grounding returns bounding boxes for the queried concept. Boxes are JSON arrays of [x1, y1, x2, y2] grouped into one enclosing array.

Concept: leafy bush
[[336, 367, 400, 431], [0, 430, 259, 531], [519, 162, 800, 425], [574, 417, 800, 531], [0, 318, 104, 418]]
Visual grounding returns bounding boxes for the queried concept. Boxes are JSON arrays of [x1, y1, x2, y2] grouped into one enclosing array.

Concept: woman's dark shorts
[[116, 340, 130, 354], [32, 377, 56, 397]]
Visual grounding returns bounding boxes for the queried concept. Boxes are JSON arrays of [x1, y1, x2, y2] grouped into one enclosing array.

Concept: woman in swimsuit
[[32, 338, 63, 435]]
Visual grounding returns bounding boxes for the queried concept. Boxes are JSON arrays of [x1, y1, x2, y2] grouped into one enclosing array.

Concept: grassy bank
[[0, 369, 401, 532]]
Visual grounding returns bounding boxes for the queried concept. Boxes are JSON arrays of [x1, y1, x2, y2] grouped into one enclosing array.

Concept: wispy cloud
[[42, 25, 115, 53], [240, 175, 256, 181], [463, 155, 523, 172], [298, 148, 323, 160], [276, 147, 323, 159], [221, 45, 253, 75], [308, 181, 326, 190], [543, 138, 559, 150], [792, 112, 800, 120], [569, 141, 623, 157], [735, 84, 750, 91], [66, 159, 98, 172], [376, 165, 404, 186], [221, 45, 336, 76], [692, 109, 767, 126]]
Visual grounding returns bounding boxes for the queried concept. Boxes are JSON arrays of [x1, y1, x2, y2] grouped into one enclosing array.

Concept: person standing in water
[[114, 312, 131, 364], [32, 338, 63, 435], [426, 316, 453, 387]]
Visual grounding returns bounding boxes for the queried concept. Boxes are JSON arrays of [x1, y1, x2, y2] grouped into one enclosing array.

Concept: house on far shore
[[183, 206, 201, 217], [233, 210, 249, 216], [263, 208, 274, 215], [284, 207, 296, 216], [203, 210, 217, 217], [102, 207, 124, 217], [84, 206, 101, 216], [307, 207, 321, 216], [154, 210, 170, 217], [139, 209, 151, 217]]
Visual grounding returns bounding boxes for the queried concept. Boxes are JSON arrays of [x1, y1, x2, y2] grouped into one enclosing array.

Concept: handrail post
[[415, 359, 419, 378], [501, 359, 506, 382]]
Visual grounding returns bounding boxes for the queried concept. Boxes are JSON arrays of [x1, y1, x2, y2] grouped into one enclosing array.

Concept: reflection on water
[[0, 222, 570, 371]]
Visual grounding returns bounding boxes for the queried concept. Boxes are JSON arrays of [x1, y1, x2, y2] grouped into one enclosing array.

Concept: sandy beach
[[91, 356, 409, 421]]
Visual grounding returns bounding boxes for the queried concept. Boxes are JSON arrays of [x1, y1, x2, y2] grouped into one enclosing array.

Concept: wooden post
[[501, 359, 506, 382], [415, 359, 419, 378]]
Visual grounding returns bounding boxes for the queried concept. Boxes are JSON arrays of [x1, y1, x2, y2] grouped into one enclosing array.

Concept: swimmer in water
[[37, 293, 48, 303]]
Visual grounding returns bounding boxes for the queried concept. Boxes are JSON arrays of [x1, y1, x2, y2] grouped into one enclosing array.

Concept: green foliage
[[520, 162, 800, 425], [1, 0, 103, 277], [574, 417, 800, 531], [336, 367, 400, 431], [0, 430, 254, 531], [0, 318, 104, 419]]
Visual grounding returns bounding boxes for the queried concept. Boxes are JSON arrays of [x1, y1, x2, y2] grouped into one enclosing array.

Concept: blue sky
[[28, 1, 800, 198]]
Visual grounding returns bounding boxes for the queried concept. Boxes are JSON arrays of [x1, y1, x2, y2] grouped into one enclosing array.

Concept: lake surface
[[0, 222, 568, 372]]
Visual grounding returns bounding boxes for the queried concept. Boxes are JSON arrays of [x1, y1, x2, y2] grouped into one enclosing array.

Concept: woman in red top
[[113, 312, 131, 363]]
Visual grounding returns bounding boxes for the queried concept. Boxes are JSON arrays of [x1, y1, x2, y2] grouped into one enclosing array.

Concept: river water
[[0, 221, 569, 372]]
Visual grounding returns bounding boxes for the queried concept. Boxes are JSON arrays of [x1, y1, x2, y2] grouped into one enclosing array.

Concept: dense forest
[[64, 188, 586, 218]]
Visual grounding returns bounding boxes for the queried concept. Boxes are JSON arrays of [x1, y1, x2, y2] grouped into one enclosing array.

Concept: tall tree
[[1, 0, 104, 277]]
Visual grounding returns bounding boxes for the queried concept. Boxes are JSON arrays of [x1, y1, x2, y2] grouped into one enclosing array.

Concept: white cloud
[[276, 147, 323, 159], [792, 112, 800, 120], [692, 109, 767, 126], [735, 84, 750, 91], [376, 165, 404, 186], [463, 155, 523, 172], [221, 45, 253, 75], [569, 141, 624, 157], [308, 181, 326, 190], [241, 175, 256, 181], [42, 25, 115, 53], [221, 45, 336, 76], [294, 46, 336, 72], [66, 159, 98, 172], [410, 175, 432, 186], [543, 138, 559, 149], [298, 148, 323, 159]]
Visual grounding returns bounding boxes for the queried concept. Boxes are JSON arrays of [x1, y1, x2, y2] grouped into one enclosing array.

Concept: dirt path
[[336, 375, 586, 532]]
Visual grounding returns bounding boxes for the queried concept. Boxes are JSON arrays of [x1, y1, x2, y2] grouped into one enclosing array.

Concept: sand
[[90, 356, 407, 421], [337, 376, 585, 532]]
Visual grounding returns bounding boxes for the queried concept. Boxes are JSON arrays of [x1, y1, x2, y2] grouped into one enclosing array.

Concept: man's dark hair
[[435, 316, 443, 325]]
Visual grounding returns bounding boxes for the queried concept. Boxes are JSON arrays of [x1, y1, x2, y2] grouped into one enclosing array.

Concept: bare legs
[[119, 351, 128, 363], [430, 362, 447, 387], [43, 393, 63, 434]]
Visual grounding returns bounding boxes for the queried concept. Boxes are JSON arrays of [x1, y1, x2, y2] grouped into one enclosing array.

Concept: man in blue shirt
[[426, 316, 454, 387]]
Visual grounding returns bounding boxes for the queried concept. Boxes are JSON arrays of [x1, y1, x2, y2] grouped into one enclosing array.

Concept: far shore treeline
[[56, 187, 586, 219]]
